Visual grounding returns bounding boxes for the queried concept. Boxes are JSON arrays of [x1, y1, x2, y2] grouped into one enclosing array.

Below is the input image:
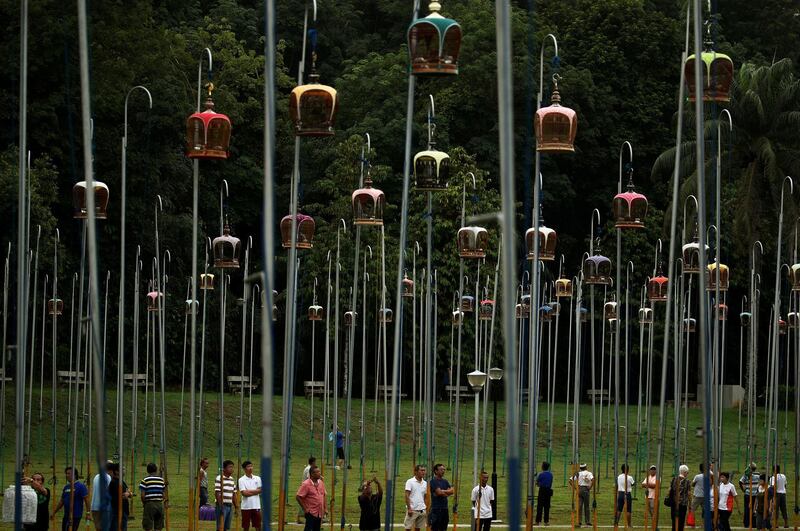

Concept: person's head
[[542, 462, 550, 471], [414, 464, 426, 480], [146, 463, 158, 475], [361, 480, 372, 496], [699, 463, 705, 473], [223, 460, 234, 476], [720, 472, 729, 484], [579, 463, 587, 471], [200, 458, 209, 470], [65, 467, 78, 481], [679, 465, 689, 477], [308, 456, 316, 467], [309, 465, 321, 480], [649, 465, 656, 475], [750, 462, 757, 472], [109, 463, 121, 478], [105, 461, 114, 473], [31, 472, 45, 485], [480, 471, 489, 486], [242, 461, 254, 476], [621, 464, 629, 474], [774, 464, 780, 473], [759, 476, 767, 486], [433, 464, 445, 478]]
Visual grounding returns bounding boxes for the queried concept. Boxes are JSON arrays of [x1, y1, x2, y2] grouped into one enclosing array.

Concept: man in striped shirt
[[139, 463, 165, 531], [215, 460, 239, 531]]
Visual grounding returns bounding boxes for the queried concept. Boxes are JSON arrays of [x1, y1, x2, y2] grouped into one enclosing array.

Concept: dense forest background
[[0, 0, 799, 398]]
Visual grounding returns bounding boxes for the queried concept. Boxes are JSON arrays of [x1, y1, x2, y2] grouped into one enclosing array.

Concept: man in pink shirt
[[296, 465, 327, 531]]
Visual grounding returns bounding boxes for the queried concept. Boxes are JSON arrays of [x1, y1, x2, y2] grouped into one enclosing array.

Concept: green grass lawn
[[0, 388, 796, 529]]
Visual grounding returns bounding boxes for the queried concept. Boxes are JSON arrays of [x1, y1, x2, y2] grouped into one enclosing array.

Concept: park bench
[[586, 388, 610, 403], [377, 384, 407, 400], [445, 385, 471, 401], [227, 375, 258, 394], [57, 370, 86, 386], [123, 373, 148, 388], [0, 368, 12, 383], [303, 380, 329, 398]]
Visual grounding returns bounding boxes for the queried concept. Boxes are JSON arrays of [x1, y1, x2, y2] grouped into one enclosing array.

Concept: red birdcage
[[186, 83, 231, 159]]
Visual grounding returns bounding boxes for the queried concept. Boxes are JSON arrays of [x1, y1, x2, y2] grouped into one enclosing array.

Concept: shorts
[[404, 510, 427, 530], [142, 500, 164, 530], [616, 492, 632, 513], [690, 496, 704, 513], [429, 508, 449, 531], [337, 447, 345, 460], [242, 509, 262, 529]]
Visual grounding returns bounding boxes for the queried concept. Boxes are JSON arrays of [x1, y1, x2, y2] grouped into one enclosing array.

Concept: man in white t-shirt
[[614, 464, 635, 528], [471, 471, 495, 531], [690, 463, 713, 522], [238, 461, 262, 531], [404, 465, 428, 531], [569, 463, 594, 526], [770, 465, 789, 527]]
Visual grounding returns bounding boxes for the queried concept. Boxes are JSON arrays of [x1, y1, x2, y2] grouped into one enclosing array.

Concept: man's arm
[[405, 489, 413, 515], [295, 495, 305, 513]]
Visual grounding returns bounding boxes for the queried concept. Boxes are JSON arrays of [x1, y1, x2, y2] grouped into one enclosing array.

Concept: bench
[[586, 389, 610, 402], [57, 370, 86, 385], [445, 385, 471, 401], [377, 385, 407, 399], [227, 375, 258, 393], [123, 373, 148, 387], [304, 381, 329, 398], [0, 368, 12, 383]]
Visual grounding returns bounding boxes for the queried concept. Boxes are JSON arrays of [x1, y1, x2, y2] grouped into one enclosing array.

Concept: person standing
[[296, 465, 327, 531], [51, 467, 90, 531], [535, 462, 554, 526], [614, 464, 634, 528], [199, 458, 210, 507], [139, 463, 166, 531], [690, 463, 712, 525], [238, 461, 262, 531], [755, 475, 774, 531], [108, 464, 132, 531], [91, 462, 113, 531], [718, 472, 738, 531], [429, 464, 454, 531], [641, 465, 658, 523], [358, 477, 382, 531], [568, 463, 594, 527], [769, 465, 788, 528], [215, 460, 239, 531], [298, 457, 316, 523], [471, 471, 495, 531], [669, 465, 691, 531], [740, 463, 760, 529], [328, 427, 345, 470], [404, 465, 428, 531], [23, 472, 50, 531]]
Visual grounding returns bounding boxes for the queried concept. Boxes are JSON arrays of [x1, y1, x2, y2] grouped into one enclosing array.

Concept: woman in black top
[[358, 477, 382, 531], [24, 472, 51, 531]]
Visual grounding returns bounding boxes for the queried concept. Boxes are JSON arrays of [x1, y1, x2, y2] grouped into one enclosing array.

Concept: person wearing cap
[[569, 463, 594, 527], [641, 465, 658, 523], [769, 465, 788, 528], [614, 464, 635, 528], [739, 463, 760, 528]]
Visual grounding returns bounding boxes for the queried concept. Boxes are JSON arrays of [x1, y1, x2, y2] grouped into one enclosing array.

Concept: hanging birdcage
[[308, 304, 323, 322], [460, 295, 475, 313], [72, 181, 110, 220], [479, 299, 494, 321], [684, 317, 696, 333], [684, 51, 734, 103], [525, 225, 557, 261], [584, 254, 612, 286], [604, 299, 618, 323], [534, 75, 577, 153], [379, 308, 393, 324], [147, 291, 163, 312], [402, 273, 414, 298], [413, 149, 450, 191], [352, 177, 385, 226], [200, 273, 215, 290], [457, 226, 489, 259], [280, 213, 315, 249], [47, 298, 64, 316], [579, 307, 589, 323], [344, 311, 358, 327], [185, 299, 199, 316], [539, 304, 553, 323], [706, 262, 730, 292], [452, 309, 464, 326], [714, 303, 728, 321], [681, 235, 709, 274], [789, 264, 800, 291], [213, 224, 241, 269], [740, 311, 752, 327], [555, 277, 573, 298], [289, 59, 338, 136], [515, 303, 528, 320], [638, 306, 653, 325], [788, 312, 799, 329], [186, 83, 232, 159], [407, 0, 461, 76], [548, 301, 561, 317], [647, 269, 669, 303], [613, 176, 648, 229], [779, 318, 788, 335]]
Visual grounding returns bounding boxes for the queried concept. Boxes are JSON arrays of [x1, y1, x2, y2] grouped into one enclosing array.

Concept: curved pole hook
[[366, 245, 373, 259], [339, 219, 347, 232]]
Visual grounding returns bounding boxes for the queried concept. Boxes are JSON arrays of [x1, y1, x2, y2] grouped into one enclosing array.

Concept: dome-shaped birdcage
[[549, 301, 561, 317], [47, 298, 64, 316], [452, 309, 464, 326], [534, 75, 577, 153], [684, 317, 697, 333], [352, 176, 385, 226], [280, 213, 315, 249], [186, 83, 232, 159], [555, 277, 573, 298], [308, 304, 324, 322], [213, 223, 242, 269], [200, 273, 215, 291], [289, 65, 338, 137], [479, 299, 494, 321], [706, 262, 730, 292], [647, 267, 669, 303], [379, 308, 393, 324], [779, 318, 788, 335], [639, 306, 653, 325], [681, 234, 709, 274], [457, 226, 489, 259], [740, 311, 752, 327], [539, 304, 553, 323], [604, 298, 618, 323], [684, 51, 734, 103], [789, 264, 800, 291], [147, 291, 164, 312], [414, 149, 450, 191], [402, 273, 414, 298], [715, 303, 728, 321], [526, 225, 557, 261], [613, 176, 648, 229], [185, 299, 199, 316], [515, 303, 529, 320], [407, 0, 461, 76], [72, 181, 110, 220], [788, 312, 800, 329], [344, 310, 358, 327], [579, 306, 589, 323], [460, 295, 475, 313], [584, 254, 612, 286]]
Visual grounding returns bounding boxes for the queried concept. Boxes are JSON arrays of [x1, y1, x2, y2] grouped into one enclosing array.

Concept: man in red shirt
[[296, 465, 327, 531]]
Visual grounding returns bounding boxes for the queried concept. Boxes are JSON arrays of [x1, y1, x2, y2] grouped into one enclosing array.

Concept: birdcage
[[407, 1, 461, 76]]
